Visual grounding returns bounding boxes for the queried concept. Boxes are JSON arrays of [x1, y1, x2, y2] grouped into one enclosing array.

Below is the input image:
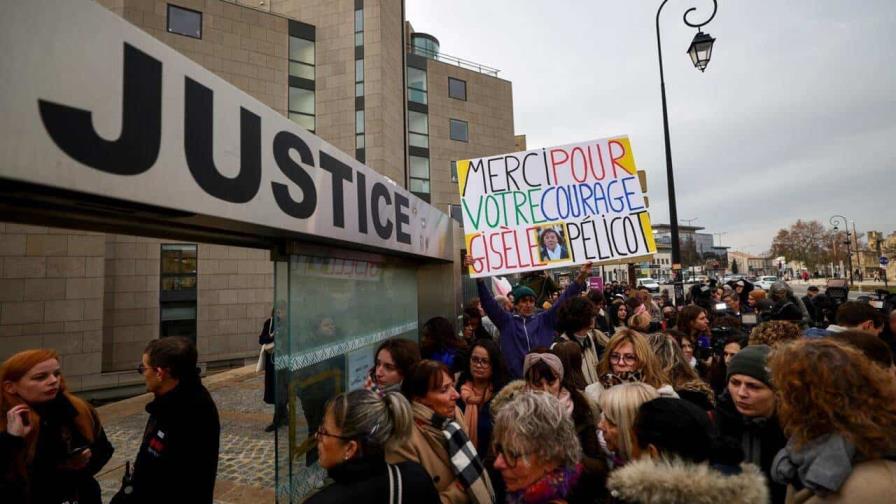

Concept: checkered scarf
[[411, 402, 494, 504], [442, 419, 495, 504]]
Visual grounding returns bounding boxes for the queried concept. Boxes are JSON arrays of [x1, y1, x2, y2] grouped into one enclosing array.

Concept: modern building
[[0, 0, 518, 391]]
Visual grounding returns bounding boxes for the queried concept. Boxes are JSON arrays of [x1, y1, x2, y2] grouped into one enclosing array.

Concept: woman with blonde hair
[[584, 329, 676, 410], [769, 339, 896, 502], [1, 349, 114, 503], [646, 332, 715, 411], [597, 382, 658, 467]]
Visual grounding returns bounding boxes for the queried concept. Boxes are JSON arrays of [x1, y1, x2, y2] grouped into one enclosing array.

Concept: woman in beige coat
[[769, 339, 896, 503], [386, 360, 494, 504]]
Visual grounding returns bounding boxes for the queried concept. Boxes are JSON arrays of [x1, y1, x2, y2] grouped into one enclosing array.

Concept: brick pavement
[[95, 365, 277, 503]]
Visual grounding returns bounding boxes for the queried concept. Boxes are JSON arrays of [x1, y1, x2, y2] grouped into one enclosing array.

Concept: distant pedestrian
[[303, 389, 439, 504], [258, 307, 286, 432], [1, 349, 114, 504], [115, 337, 220, 503]]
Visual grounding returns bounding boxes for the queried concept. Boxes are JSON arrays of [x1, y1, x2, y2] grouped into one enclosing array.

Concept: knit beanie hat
[[511, 285, 537, 303], [726, 344, 772, 387]]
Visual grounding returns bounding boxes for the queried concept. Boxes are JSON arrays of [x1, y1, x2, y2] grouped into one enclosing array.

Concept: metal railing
[[409, 45, 500, 77]]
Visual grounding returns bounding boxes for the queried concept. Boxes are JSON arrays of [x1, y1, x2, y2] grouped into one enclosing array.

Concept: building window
[[448, 77, 467, 101], [450, 161, 458, 183], [407, 66, 427, 105], [167, 4, 202, 39], [356, 110, 365, 149], [354, 8, 364, 47], [449, 204, 463, 225], [408, 110, 429, 149], [160, 244, 197, 342], [289, 87, 315, 131], [289, 36, 315, 80], [409, 155, 430, 194], [450, 119, 469, 142]]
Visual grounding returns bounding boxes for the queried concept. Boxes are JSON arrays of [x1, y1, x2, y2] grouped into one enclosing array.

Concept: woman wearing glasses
[[584, 329, 677, 413], [1, 349, 114, 504], [455, 339, 509, 455], [492, 391, 591, 504], [387, 360, 494, 504], [521, 351, 607, 502], [305, 388, 438, 504]]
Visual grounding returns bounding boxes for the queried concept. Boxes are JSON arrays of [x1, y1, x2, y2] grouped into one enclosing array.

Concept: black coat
[[0, 394, 114, 504], [303, 457, 439, 504], [259, 317, 279, 405], [122, 377, 220, 504], [715, 391, 788, 504]]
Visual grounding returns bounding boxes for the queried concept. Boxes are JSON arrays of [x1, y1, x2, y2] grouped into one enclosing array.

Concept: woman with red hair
[[1, 349, 113, 503], [769, 339, 896, 502]]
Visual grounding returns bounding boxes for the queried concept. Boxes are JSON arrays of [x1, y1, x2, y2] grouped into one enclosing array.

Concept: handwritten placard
[[458, 136, 657, 278]]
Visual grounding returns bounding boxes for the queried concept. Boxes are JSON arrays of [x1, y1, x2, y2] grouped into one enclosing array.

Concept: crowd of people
[[3, 263, 896, 503]]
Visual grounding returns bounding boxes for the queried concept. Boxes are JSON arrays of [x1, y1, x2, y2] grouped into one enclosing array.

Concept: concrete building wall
[[96, 0, 289, 115], [426, 62, 516, 213], [0, 224, 105, 390]]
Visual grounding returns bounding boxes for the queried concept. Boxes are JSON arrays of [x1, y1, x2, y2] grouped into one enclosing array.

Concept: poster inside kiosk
[[458, 136, 657, 278]]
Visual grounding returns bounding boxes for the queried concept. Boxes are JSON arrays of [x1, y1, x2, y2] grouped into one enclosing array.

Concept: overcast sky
[[407, 1, 896, 255]]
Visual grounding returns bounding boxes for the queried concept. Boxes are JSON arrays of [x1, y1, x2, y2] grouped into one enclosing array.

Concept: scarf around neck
[[507, 463, 583, 504], [599, 370, 644, 389], [460, 381, 493, 449], [771, 433, 856, 496]]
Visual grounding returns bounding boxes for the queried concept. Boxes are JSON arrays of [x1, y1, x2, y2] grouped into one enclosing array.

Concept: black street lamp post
[[830, 215, 854, 287], [656, 0, 718, 305]]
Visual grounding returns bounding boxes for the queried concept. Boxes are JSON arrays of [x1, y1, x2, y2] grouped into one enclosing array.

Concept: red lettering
[[570, 147, 589, 183], [549, 148, 569, 185], [609, 140, 627, 178], [500, 229, 517, 269], [488, 232, 505, 270], [526, 226, 544, 266], [589, 143, 606, 180], [468, 233, 486, 273]]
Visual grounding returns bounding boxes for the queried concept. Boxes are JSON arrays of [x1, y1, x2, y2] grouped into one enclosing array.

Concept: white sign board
[[458, 136, 657, 277]]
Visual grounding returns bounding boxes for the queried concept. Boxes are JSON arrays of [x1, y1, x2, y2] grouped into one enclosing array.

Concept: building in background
[[0, 0, 518, 394]]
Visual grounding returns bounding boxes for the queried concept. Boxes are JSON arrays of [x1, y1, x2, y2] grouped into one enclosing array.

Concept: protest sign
[[458, 136, 656, 278]]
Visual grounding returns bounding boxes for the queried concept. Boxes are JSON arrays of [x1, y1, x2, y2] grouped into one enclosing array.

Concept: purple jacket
[[478, 278, 585, 378]]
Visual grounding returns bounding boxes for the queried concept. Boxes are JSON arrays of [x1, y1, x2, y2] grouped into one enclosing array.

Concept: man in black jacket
[[115, 336, 220, 503]]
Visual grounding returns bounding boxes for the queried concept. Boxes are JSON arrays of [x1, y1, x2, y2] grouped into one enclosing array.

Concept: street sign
[[882, 256, 890, 266]]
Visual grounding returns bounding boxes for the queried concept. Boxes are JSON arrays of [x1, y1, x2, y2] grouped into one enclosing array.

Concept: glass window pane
[[356, 134, 365, 149], [410, 156, 429, 179], [355, 82, 364, 97], [354, 9, 364, 32], [289, 112, 315, 131], [289, 87, 315, 115], [410, 178, 430, 193], [289, 36, 315, 65], [167, 5, 202, 39], [449, 204, 464, 224], [356, 110, 364, 134], [409, 133, 428, 149], [408, 110, 428, 134], [448, 77, 467, 100], [451, 161, 458, 183], [408, 88, 427, 105], [161, 305, 197, 321], [289, 61, 314, 80], [450, 119, 468, 142], [355, 32, 363, 47], [407, 67, 427, 91], [355, 59, 364, 82]]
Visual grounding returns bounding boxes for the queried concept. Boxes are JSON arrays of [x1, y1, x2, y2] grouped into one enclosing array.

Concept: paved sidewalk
[[95, 365, 276, 503]]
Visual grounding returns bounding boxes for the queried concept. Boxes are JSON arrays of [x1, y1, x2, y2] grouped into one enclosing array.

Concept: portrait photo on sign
[[537, 224, 571, 263]]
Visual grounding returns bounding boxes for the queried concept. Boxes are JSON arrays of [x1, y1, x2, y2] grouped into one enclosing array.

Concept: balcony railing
[[408, 45, 500, 77]]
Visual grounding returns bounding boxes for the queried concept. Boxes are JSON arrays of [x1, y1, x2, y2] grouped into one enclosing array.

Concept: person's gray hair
[[327, 389, 413, 458], [492, 391, 582, 468]]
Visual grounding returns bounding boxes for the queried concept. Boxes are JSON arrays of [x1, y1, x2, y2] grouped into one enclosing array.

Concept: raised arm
[[465, 255, 512, 329], [542, 262, 592, 327]]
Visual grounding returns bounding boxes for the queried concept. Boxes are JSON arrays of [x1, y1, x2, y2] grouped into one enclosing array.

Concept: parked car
[[754, 276, 779, 290], [636, 277, 660, 293]]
